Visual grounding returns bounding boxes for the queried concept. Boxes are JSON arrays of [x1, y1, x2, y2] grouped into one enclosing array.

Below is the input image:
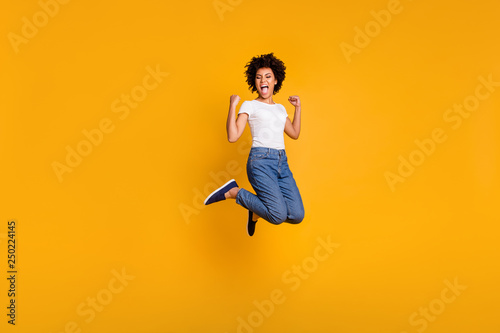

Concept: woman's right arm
[[226, 95, 248, 143]]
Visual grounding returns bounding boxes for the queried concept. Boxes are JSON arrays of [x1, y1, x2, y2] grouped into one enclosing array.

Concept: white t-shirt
[[238, 100, 288, 149]]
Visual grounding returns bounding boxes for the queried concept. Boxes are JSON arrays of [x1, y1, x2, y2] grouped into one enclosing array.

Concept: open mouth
[[261, 85, 269, 94]]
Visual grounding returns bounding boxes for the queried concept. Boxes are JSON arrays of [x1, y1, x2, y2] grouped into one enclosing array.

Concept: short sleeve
[[279, 104, 289, 118], [238, 101, 252, 116]]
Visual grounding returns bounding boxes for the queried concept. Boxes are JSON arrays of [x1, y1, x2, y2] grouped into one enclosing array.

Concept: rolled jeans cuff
[[235, 188, 249, 209]]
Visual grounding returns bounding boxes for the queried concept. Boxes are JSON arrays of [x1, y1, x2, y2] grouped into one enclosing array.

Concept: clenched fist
[[288, 95, 301, 108], [230, 95, 240, 107]]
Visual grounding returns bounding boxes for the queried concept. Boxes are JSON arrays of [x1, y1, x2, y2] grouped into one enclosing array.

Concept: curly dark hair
[[244, 53, 286, 95]]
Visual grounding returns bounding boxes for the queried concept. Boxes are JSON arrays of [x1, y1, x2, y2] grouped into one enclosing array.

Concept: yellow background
[[1, 0, 499, 332]]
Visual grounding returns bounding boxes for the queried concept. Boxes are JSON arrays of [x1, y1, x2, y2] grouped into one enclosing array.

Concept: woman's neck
[[255, 96, 275, 104]]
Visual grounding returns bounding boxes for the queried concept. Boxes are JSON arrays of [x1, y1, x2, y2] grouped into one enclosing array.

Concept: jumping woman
[[204, 52, 304, 236]]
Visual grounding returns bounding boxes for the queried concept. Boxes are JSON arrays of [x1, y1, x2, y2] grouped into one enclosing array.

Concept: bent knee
[[267, 210, 288, 225], [287, 215, 304, 224], [287, 210, 305, 224]]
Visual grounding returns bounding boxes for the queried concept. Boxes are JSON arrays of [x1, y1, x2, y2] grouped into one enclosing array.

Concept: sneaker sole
[[203, 179, 236, 205]]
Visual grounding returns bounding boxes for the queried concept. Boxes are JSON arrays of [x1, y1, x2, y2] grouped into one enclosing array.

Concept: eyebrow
[[256, 73, 272, 76]]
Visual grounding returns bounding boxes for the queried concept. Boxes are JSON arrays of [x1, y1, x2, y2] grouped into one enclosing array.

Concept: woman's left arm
[[284, 95, 301, 140]]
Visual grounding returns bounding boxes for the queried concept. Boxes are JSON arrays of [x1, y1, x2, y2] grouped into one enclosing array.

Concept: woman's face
[[255, 67, 278, 98]]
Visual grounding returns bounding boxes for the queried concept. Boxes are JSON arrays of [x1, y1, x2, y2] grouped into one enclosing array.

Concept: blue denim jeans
[[236, 147, 305, 225]]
